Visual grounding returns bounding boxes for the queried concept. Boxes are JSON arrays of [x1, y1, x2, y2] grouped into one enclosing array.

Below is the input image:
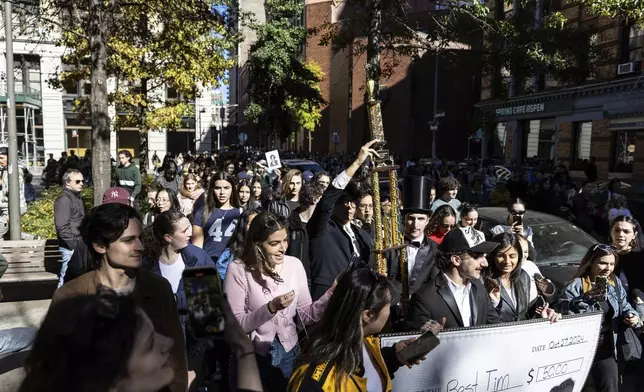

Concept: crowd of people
[[0, 140, 642, 392]]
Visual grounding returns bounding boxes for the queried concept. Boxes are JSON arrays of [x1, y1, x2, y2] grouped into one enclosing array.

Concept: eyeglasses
[[591, 244, 617, 252], [359, 204, 373, 210], [510, 210, 526, 216]]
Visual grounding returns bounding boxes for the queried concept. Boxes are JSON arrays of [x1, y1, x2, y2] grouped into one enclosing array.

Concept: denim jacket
[[559, 277, 640, 354]]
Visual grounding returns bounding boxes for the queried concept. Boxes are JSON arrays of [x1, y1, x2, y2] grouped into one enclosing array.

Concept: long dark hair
[[298, 268, 394, 389], [226, 208, 260, 259], [19, 292, 139, 392], [610, 215, 642, 250], [426, 204, 457, 235], [203, 172, 240, 223], [237, 178, 257, 209], [240, 212, 288, 291], [143, 210, 188, 262], [486, 233, 528, 312], [153, 187, 181, 214]]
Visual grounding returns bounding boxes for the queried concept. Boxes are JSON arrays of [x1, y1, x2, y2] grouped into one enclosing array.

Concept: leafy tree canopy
[[243, 0, 325, 138]]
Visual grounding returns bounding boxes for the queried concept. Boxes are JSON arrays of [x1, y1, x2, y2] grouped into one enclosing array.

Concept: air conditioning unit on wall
[[618, 61, 640, 75]]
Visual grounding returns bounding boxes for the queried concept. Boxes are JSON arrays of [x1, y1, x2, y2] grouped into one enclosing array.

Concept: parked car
[[281, 159, 323, 173], [475, 207, 596, 289]]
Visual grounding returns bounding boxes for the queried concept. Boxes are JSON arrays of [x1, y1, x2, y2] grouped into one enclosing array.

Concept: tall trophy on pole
[[366, 80, 409, 299]]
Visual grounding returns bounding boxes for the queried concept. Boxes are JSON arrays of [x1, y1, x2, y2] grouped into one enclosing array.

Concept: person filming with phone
[[558, 244, 640, 392], [224, 212, 334, 391], [489, 198, 534, 246]]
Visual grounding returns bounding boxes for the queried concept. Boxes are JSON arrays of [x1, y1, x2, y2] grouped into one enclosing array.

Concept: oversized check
[[380, 313, 602, 392]]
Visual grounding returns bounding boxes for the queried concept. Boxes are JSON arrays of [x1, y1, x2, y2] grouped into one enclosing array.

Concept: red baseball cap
[[102, 187, 131, 205]]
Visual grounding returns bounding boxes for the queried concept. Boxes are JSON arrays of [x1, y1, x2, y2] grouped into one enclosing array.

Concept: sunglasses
[[510, 210, 526, 216], [72, 180, 83, 184], [441, 223, 455, 230], [591, 244, 617, 252]]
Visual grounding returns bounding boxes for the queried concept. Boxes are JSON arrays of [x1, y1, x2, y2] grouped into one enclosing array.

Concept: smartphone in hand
[[399, 330, 441, 363], [183, 267, 225, 338]]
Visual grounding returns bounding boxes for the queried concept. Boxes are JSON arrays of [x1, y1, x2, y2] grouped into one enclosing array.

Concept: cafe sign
[[494, 99, 574, 120], [496, 103, 545, 117]]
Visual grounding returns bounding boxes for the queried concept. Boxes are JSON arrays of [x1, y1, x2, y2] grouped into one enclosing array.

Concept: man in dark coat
[[407, 228, 501, 330], [386, 175, 438, 296], [308, 140, 378, 300]]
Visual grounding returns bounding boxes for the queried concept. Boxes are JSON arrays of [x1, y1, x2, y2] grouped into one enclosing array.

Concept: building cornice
[[476, 76, 644, 111]]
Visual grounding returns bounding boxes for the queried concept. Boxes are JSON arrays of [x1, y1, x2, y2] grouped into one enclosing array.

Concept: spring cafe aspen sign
[[493, 99, 574, 120], [381, 313, 602, 392]]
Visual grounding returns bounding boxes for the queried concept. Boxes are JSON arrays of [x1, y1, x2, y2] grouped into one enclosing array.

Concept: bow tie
[[408, 241, 422, 248]]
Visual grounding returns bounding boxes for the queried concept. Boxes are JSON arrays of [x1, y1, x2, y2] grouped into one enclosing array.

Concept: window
[[63, 80, 78, 95], [610, 131, 636, 173], [82, 82, 91, 95], [629, 25, 644, 62], [166, 87, 178, 100], [571, 122, 592, 168]]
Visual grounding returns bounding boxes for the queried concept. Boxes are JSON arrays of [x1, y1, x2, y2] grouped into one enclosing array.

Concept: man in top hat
[[386, 175, 438, 295], [406, 228, 501, 330]]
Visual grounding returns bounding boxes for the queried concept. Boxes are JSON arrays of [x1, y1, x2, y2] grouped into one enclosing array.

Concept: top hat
[[402, 175, 432, 214]]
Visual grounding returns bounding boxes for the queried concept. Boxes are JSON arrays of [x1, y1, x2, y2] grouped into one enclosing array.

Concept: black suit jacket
[[386, 239, 438, 295], [407, 272, 501, 330], [308, 184, 373, 300]]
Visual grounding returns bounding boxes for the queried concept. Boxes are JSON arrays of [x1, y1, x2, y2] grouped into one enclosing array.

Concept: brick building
[[477, 1, 644, 181], [304, 0, 483, 160]]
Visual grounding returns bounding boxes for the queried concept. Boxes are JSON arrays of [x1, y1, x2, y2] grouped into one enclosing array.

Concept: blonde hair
[[281, 169, 302, 199]]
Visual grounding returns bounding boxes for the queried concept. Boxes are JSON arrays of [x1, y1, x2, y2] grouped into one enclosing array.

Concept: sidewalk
[[0, 300, 50, 392]]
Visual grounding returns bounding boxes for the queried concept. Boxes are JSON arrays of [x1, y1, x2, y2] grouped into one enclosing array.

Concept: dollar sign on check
[[527, 368, 534, 384]]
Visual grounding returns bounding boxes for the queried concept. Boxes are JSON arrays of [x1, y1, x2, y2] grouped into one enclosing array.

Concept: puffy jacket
[[54, 188, 85, 249], [288, 336, 399, 392]]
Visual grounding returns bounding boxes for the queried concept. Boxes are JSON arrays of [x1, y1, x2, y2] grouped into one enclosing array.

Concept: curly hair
[[299, 182, 326, 210], [439, 176, 460, 192], [426, 204, 457, 235]]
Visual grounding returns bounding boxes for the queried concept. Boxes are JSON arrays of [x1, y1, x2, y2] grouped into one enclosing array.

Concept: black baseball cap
[[439, 227, 499, 254]]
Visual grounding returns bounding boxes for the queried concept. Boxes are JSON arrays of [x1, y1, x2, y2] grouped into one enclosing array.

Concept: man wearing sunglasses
[[54, 168, 86, 287]]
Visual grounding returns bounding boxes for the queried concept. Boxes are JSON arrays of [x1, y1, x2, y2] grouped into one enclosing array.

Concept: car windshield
[[530, 222, 596, 266]]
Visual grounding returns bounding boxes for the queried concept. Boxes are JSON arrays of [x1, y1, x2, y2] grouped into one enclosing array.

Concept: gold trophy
[[366, 80, 409, 299]]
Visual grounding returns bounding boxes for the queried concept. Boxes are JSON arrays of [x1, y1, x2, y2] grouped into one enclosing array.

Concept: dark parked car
[[475, 207, 596, 289], [281, 159, 323, 173]]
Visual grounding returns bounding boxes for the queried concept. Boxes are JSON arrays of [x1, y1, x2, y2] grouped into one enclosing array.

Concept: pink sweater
[[223, 255, 332, 355]]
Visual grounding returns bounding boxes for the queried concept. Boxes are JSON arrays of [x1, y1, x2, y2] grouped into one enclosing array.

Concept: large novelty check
[[380, 313, 603, 392]]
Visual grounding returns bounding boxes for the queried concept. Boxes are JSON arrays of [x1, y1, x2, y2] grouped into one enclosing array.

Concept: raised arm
[[307, 140, 380, 239]]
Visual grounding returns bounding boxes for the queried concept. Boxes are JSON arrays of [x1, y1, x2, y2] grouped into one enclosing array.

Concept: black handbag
[[615, 282, 642, 361], [617, 327, 642, 361]]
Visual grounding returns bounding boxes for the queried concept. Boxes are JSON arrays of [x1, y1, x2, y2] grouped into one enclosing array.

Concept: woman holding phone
[[288, 267, 436, 391], [559, 244, 640, 392], [224, 212, 334, 391]]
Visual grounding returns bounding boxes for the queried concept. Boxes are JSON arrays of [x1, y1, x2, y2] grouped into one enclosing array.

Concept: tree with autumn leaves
[[243, 0, 325, 143], [48, 0, 236, 204]]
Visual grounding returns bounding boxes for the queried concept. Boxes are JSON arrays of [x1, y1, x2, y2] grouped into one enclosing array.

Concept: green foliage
[[22, 187, 94, 239], [570, 0, 644, 23], [243, 0, 325, 138], [48, 0, 238, 165]]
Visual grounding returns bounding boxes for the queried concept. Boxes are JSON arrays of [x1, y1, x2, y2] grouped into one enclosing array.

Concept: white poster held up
[[380, 312, 602, 392], [265, 150, 282, 172]]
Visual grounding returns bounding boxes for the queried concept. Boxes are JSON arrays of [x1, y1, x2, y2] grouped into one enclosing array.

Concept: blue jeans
[[0, 327, 36, 354], [58, 247, 74, 288]]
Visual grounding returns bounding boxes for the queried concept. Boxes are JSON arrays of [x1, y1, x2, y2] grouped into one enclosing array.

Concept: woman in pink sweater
[[224, 211, 334, 391]]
